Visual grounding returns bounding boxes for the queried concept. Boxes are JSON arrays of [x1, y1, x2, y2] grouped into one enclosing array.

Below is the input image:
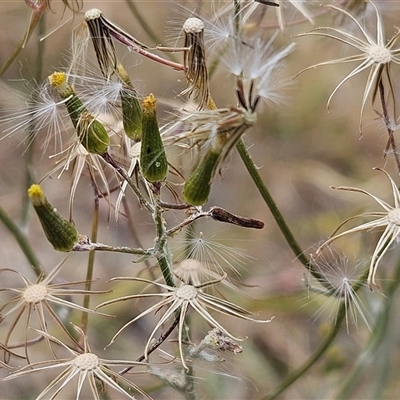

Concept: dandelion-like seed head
[[368, 45, 392, 64], [203, 12, 234, 56], [0, 261, 110, 358], [176, 284, 198, 300], [0, 78, 72, 154], [388, 207, 400, 225], [175, 229, 251, 277], [295, 0, 400, 133], [221, 36, 295, 107], [174, 258, 230, 288], [98, 275, 272, 370], [73, 352, 99, 371], [4, 325, 151, 399], [307, 250, 371, 332], [316, 168, 400, 289], [22, 284, 48, 304]]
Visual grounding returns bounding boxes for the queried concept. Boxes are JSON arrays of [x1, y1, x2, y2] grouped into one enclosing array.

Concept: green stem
[[0, 8, 45, 77], [236, 137, 363, 397], [81, 186, 100, 335], [237, 140, 307, 263], [153, 200, 175, 288], [0, 205, 41, 276], [183, 364, 197, 400], [265, 304, 345, 400], [152, 197, 195, 399], [236, 140, 325, 279]]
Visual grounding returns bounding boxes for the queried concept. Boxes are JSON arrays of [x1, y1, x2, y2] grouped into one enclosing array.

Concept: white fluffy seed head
[[388, 208, 400, 225], [73, 353, 99, 370], [23, 284, 48, 303], [368, 45, 392, 64], [183, 18, 205, 34], [85, 9, 102, 21], [176, 284, 198, 300]]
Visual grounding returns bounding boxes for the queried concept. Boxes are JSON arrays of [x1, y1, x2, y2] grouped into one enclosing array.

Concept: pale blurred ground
[[1, 1, 400, 399]]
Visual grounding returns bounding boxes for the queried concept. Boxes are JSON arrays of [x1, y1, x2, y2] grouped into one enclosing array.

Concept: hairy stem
[[73, 242, 152, 257], [154, 202, 175, 288], [81, 183, 100, 335]]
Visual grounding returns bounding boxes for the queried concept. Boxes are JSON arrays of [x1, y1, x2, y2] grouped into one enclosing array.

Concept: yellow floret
[[28, 184, 45, 205], [48, 71, 66, 87], [142, 93, 156, 113]]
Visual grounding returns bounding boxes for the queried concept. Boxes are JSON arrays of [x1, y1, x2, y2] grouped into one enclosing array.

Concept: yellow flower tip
[[48, 71, 66, 87], [28, 184, 79, 252], [28, 184, 45, 205], [142, 93, 156, 114]]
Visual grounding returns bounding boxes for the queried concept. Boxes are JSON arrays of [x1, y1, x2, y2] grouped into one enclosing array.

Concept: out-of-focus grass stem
[[125, 0, 178, 63], [0, 205, 41, 276], [335, 256, 400, 399], [21, 14, 47, 228]]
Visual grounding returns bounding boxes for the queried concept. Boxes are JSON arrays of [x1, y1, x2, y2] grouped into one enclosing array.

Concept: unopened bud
[[183, 149, 219, 206], [77, 112, 110, 154], [117, 64, 142, 141], [140, 94, 168, 182], [48, 71, 86, 128], [28, 184, 79, 252]]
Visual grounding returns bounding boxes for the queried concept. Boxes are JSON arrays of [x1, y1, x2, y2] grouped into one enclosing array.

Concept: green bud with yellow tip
[[48, 72, 109, 154], [140, 94, 168, 183], [117, 64, 142, 141], [183, 149, 219, 206], [48, 71, 86, 128], [28, 184, 79, 252]]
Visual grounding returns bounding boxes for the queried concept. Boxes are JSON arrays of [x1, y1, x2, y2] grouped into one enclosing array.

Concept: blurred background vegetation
[[1, 1, 400, 399]]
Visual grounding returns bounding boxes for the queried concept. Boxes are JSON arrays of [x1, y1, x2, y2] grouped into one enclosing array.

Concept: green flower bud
[[77, 112, 110, 154], [48, 71, 86, 128], [49, 72, 109, 154], [28, 184, 79, 252], [117, 64, 142, 141], [140, 94, 168, 183], [183, 149, 219, 206]]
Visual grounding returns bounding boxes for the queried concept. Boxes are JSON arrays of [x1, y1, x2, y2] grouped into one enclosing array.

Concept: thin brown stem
[[119, 313, 180, 375], [379, 79, 400, 174]]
